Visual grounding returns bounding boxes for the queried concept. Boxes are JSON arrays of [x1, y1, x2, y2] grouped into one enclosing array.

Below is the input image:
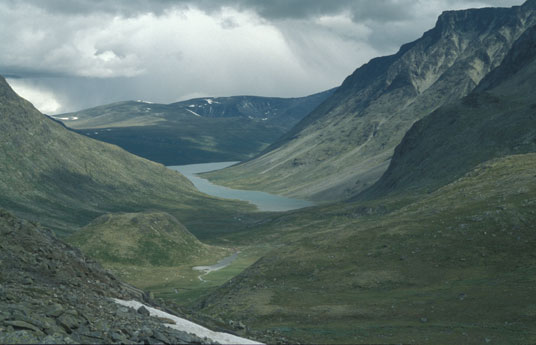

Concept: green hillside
[[196, 153, 536, 344], [68, 211, 219, 267], [0, 76, 253, 237]]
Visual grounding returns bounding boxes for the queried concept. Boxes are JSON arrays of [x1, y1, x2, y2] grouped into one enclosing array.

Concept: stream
[[192, 252, 240, 282]]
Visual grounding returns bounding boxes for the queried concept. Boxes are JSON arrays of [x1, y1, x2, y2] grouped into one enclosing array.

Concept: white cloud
[[7, 78, 63, 114], [0, 0, 526, 112]]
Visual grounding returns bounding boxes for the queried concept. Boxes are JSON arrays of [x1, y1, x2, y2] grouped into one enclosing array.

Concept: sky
[[0, 0, 525, 114]]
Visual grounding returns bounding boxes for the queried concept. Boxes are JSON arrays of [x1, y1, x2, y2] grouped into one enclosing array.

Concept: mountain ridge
[[204, 1, 536, 202]]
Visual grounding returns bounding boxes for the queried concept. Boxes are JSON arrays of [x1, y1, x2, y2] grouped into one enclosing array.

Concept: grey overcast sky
[[1, 0, 525, 114]]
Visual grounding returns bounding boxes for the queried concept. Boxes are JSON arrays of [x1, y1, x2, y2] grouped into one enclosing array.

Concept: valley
[[1, 1, 536, 344]]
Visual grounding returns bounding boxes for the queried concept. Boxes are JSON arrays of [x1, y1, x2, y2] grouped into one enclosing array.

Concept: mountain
[[54, 89, 335, 165], [0, 76, 252, 237], [0, 209, 211, 344], [363, 22, 536, 198], [203, 1, 536, 202], [68, 211, 217, 267]]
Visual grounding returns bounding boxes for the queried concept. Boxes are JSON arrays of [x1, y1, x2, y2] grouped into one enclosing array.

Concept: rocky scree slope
[[0, 209, 212, 344], [0, 76, 251, 236], [363, 22, 536, 198], [204, 1, 536, 202], [55, 89, 335, 165]]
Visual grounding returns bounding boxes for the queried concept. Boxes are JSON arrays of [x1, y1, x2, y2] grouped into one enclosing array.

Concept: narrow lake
[[168, 162, 314, 212]]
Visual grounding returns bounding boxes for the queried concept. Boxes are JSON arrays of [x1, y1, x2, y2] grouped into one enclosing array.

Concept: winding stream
[[192, 252, 240, 282]]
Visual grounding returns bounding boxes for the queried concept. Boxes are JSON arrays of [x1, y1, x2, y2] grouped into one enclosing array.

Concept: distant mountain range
[[205, 0, 536, 202], [53, 89, 335, 165]]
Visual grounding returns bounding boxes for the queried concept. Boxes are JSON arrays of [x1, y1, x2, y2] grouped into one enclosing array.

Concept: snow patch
[[205, 98, 213, 104], [262, 118, 268, 121], [113, 299, 262, 344], [52, 115, 79, 121], [186, 109, 201, 117], [136, 100, 154, 104], [188, 104, 196, 108]]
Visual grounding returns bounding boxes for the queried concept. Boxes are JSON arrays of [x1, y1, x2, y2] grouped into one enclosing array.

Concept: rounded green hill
[[69, 211, 212, 267]]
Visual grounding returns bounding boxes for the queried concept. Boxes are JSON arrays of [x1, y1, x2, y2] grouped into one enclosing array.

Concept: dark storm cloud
[[1, 0, 418, 23], [10, 0, 526, 20]]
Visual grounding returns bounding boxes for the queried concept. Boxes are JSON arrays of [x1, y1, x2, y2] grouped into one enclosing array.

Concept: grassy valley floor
[[191, 154, 536, 344]]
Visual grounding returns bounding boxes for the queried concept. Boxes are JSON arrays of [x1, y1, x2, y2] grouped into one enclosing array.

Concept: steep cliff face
[[362, 23, 536, 198], [205, 1, 536, 202]]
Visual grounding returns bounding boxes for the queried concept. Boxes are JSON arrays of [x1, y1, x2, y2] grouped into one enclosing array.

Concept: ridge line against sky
[[0, 0, 524, 114]]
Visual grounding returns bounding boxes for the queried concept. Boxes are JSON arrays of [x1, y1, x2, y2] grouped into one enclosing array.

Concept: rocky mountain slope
[[204, 0, 536, 202], [0, 76, 252, 236], [363, 22, 536, 198], [54, 89, 335, 165], [0, 209, 211, 344]]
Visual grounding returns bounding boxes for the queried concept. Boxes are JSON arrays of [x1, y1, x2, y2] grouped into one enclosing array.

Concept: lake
[[168, 162, 314, 212]]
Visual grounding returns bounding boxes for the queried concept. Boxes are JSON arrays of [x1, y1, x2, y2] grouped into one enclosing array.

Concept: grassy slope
[[196, 153, 536, 344], [68, 211, 218, 266], [203, 3, 535, 202], [0, 76, 254, 237], [67, 211, 250, 305], [192, 25, 536, 343]]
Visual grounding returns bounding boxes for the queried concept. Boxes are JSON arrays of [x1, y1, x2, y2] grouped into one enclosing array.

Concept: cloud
[[0, 0, 526, 113], [11, 0, 525, 20], [7, 78, 62, 114]]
